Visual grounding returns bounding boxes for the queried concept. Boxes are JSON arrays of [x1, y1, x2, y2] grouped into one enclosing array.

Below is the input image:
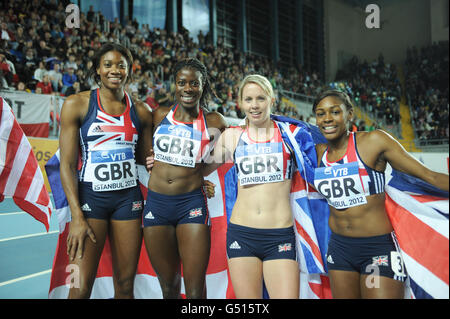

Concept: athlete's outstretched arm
[[374, 130, 449, 192], [59, 94, 96, 261]]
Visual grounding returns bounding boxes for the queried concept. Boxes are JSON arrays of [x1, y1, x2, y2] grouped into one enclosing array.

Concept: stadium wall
[[324, 0, 433, 81]]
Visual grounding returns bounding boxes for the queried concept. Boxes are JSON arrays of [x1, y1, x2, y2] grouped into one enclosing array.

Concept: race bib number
[[390, 251, 407, 278], [235, 142, 284, 186], [87, 148, 137, 191], [314, 162, 367, 209], [153, 125, 201, 168]]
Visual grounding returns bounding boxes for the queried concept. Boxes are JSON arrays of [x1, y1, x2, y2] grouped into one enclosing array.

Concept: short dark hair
[[312, 89, 354, 112], [172, 58, 219, 110], [88, 42, 134, 86]]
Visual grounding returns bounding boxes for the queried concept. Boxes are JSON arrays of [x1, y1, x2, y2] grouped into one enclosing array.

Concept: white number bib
[[235, 142, 284, 186], [85, 148, 137, 191], [153, 125, 201, 168], [314, 162, 367, 209]]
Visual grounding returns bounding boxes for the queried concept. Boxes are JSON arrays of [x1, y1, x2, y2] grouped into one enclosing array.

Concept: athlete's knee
[[185, 286, 205, 299], [114, 276, 135, 298], [68, 283, 93, 299], [159, 278, 181, 299]]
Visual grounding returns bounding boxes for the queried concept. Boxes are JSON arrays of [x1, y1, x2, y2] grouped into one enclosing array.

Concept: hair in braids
[[172, 58, 219, 111]]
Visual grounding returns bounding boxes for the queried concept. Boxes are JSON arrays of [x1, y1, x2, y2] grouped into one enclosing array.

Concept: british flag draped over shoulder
[[44, 114, 448, 299]]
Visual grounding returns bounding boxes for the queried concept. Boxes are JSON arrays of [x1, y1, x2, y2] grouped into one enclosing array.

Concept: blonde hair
[[238, 74, 275, 103]]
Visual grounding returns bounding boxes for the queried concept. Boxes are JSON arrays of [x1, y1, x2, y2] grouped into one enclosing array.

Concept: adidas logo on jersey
[[81, 203, 91, 212], [327, 254, 334, 264], [229, 241, 241, 249], [145, 211, 155, 219], [92, 125, 103, 133]]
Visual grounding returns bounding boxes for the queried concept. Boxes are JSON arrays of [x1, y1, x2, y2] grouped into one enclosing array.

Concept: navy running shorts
[[326, 231, 407, 282], [78, 182, 144, 220], [226, 222, 297, 261], [142, 188, 210, 227]]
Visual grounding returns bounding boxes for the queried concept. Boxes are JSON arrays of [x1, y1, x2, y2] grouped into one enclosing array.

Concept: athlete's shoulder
[[61, 90, 91, 118], [153, 105, 172, 126], [65, 90, 91, 105], [356, 129, 393, 146]]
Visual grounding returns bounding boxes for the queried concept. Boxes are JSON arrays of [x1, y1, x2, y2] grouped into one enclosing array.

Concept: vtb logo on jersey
[[88, 110, 138, 148]]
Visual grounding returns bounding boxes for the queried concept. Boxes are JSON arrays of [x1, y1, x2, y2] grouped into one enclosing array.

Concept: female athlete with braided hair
[[142, 58, 228, 298]]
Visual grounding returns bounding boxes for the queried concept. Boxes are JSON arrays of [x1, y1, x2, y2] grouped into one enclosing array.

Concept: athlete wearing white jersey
[[203, 75, 300, 299]]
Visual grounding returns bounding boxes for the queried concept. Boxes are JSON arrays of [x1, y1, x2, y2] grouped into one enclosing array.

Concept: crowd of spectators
[[0, 0, 304, 120], [404, 42, 449, 142], [332, 53, 402, 128], [0, 0, 448, 143]]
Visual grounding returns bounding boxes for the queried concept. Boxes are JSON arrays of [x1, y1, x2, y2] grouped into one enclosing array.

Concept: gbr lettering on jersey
[[87, 147, 137, 191], [314, 162, 367, 209], [153, 124, 201, 168], [79, 90, 139, 192], [235, 142, 285, 186]]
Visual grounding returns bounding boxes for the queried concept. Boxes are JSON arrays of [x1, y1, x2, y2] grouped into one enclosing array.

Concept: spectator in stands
[[0, 50, 13, 87], [145, 89, 158, 111], [36, 39, 51, 59], [61, 67, 77, 95], [48, 63, 63, 92], [64, 54, 78, 71], [155, 85, 171, 108], [11, 25, 26, 51], [1, 21, 14, 41], [36, 73, 53, 94], [64, 81, 81, 97], [16, 81, 30, 92], [33, 60, 47, 82]]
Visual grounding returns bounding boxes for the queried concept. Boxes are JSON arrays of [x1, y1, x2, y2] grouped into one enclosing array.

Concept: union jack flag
[[87, 89, 138, 148], [372, 255, 389, 266], [189, 208, 203, 217], [278, 243, 292, 252]]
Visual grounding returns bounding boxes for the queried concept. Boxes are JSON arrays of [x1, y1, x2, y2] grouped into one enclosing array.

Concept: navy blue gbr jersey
[[78, 89, 141, 192]]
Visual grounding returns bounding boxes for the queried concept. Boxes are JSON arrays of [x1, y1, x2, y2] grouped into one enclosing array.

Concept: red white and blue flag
[[385, 169, 448, 299], [0, 96, 52, 231]]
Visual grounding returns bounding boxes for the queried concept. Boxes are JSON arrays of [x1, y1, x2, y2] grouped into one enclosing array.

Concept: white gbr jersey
[[79, 89, 140, 192], [153, 104, 210, 168]]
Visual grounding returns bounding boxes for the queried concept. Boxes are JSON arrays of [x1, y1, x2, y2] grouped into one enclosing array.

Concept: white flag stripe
[[386, 186, 449, 238], [25, 167, 45, 203], [423, 200, 449, 215], [3, 136, 32, 195], [0, 104, 14, 176], [401, 251, 449, 299]]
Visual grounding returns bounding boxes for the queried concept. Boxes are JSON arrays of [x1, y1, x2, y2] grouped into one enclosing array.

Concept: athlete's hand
[[203, 180, 216, 199], [67, 217, 97, 261], [146, 148, 155, 173]]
